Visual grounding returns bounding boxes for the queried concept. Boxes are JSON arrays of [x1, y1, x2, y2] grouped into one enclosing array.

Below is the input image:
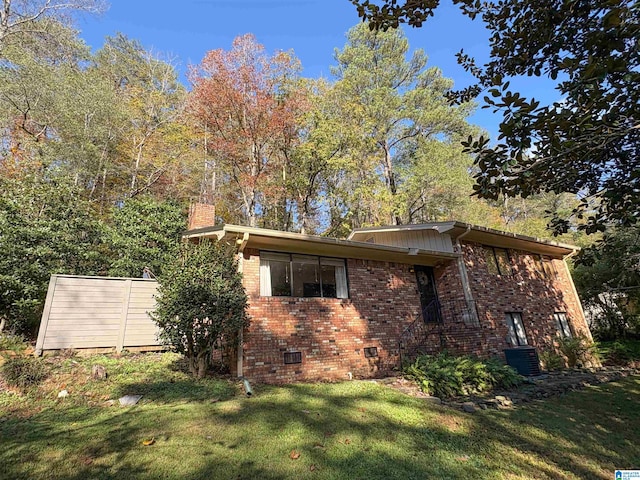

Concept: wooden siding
[[35, 275, 160, 354], [369, 230, 454, 253]]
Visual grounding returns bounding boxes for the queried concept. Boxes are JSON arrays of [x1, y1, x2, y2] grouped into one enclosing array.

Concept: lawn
[[1, 353, 638, 480]]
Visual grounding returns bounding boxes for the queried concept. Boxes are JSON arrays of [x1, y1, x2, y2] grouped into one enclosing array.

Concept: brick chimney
[[188, 203, 216, 230]]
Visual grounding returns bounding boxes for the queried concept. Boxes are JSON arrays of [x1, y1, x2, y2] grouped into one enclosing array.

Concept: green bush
[[404, 352, 523, 398], [1, 356, 48, 388], [0, 334, 28, 354], [597, 340, 640, 365], [558, 334, 598, 368], [538, 348, 566, 371], [152, 240, 249, 378]]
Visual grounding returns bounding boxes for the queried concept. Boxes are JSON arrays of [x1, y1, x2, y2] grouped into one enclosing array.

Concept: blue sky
[[78, 0, 560, 141]]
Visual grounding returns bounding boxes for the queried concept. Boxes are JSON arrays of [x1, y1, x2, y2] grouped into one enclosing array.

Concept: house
[[185, 211, 592, 384]]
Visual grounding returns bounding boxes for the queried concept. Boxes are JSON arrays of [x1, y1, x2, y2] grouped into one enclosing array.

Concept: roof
[[348, 221, 578, 257], [183, 224, 460, 266]]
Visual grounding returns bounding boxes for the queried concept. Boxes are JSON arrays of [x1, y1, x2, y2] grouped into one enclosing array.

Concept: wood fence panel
[[35, 275, 160, 355]]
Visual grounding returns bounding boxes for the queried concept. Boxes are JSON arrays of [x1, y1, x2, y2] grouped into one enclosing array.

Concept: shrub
[[151, 240, 249, 378], [0, 334, 28, 354], [1, 356, 47, 388], [597, 339, 640, 366], [558, 334, 598, 368], [538, 348, 566, 371], [404, 352, 523, 398]]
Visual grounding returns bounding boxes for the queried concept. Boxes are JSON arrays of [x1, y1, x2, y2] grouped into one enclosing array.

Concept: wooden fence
[[35, 275, 161, 355]]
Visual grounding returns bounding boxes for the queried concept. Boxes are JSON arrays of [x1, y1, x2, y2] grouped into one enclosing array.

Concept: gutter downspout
[[236, 233, 250, 378], [562, 249, 593, 342], [453, 226, 479, 326]]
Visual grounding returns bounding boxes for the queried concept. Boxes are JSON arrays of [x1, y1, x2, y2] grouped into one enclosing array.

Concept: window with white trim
[[259, 252, 348, 298], [505, 312, 528, 346], [554, 312, 572, 338]]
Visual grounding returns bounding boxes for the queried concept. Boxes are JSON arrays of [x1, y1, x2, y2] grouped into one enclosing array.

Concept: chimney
[[188, 203, 216, 230]]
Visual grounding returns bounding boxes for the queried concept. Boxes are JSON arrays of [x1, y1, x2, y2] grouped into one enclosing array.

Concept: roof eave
[[183, 224, 459, 267]]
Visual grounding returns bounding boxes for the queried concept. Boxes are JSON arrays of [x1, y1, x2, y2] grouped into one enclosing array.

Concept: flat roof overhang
[[349, 221, 577, 257], [183, 224, 460, 267]]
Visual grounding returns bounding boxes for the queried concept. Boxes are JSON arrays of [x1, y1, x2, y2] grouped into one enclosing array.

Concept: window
[[533, 255, 556, 278], [554, 312, 572, 338], [260, 252, 348, 298], [284, 351, 302, 364], [505, 312, 528, 346], [364, 347, 378, 358], [532, 254, 545, 277], [542, 256, 556, 277], [484, 246, 513, 276]]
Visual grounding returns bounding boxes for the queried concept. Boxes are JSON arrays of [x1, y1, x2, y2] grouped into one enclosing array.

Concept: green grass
[[1, 353, 639, 479]]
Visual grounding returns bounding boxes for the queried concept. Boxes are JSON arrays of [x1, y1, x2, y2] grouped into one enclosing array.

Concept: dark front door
[[415, 265, 441, 323]]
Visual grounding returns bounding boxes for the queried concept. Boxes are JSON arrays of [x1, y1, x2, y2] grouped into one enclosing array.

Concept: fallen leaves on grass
[[142, 438, 155, 446], [289, 450, 301, 460]]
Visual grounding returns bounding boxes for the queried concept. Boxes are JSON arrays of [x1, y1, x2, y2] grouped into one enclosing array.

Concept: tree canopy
[[351, 0, 640, 235]]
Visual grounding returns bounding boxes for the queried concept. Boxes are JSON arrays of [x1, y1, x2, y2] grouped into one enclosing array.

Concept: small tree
[[151, 240, 248, 378]]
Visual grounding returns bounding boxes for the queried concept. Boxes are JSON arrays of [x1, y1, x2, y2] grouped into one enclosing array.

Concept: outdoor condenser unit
[[503, 346, 541, 376]]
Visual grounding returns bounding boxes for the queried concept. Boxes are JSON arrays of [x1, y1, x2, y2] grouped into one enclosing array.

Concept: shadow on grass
[[113, 378, 236, 404], [1, 377, 638, 479]]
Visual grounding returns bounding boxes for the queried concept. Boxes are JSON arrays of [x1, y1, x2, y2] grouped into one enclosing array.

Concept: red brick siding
[[188, 203, 216, 230], [461, 241, 590, 354], [237, 242, 590, 383], [239, 249, 424, 383]]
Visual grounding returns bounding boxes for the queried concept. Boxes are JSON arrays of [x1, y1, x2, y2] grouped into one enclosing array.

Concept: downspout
[[236, 232, 250, 378], [453, 226, 478, 325], [562, 249, 592, 341]]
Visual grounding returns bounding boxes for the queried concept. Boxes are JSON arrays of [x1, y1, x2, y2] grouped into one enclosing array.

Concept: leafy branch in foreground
[[352, 0, 639, 235]]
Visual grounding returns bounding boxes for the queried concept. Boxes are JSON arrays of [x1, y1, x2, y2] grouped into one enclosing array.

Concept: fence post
[[35, 275, 59, 356], [116, 279, 133, 353]]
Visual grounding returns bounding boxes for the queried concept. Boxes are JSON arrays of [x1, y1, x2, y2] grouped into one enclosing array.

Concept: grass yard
[[1, 353, 638, 480]]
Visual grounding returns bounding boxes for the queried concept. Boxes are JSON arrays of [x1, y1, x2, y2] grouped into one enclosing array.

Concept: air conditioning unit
[[503, 347, 541, 376]]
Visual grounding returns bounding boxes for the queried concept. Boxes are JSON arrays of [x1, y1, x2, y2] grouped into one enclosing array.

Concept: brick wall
[[461, 241, 590, 355], [239, 249, 425, 383], [237, 242, 590, 383], [188, 203, 216, 230]]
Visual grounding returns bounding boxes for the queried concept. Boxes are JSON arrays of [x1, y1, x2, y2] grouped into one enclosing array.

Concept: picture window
[[260, 252, 348, 298]]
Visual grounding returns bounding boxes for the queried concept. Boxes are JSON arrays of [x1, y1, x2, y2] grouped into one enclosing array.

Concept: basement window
[[554, 312, 573, 338], [284, 351, 302, 365], [505, 312, 528, 346], [484, 246, 513, 276], [260, 252, 348, 298], [364, 347, 378, 358]]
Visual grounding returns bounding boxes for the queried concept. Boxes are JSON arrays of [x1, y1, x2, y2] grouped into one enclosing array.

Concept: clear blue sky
[[78, 0, 560, 141]]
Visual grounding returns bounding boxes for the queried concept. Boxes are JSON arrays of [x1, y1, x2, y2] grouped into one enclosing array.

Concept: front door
[[415, 265, 441, 323]]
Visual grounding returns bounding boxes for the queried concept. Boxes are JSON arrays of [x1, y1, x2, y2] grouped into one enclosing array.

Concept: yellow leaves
[[142, 437, 155, 446]]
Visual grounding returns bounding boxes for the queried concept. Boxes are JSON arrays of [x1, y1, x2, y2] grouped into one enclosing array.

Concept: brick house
[[184, 218, 591, 384]]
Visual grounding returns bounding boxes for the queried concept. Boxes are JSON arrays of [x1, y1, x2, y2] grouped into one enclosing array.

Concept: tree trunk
[[0, 316, 6, 334], [197, 354, 208, 378], [130, 141, 144, 193], [188, 356, 197, 376], [382, 142, 401, 225]]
